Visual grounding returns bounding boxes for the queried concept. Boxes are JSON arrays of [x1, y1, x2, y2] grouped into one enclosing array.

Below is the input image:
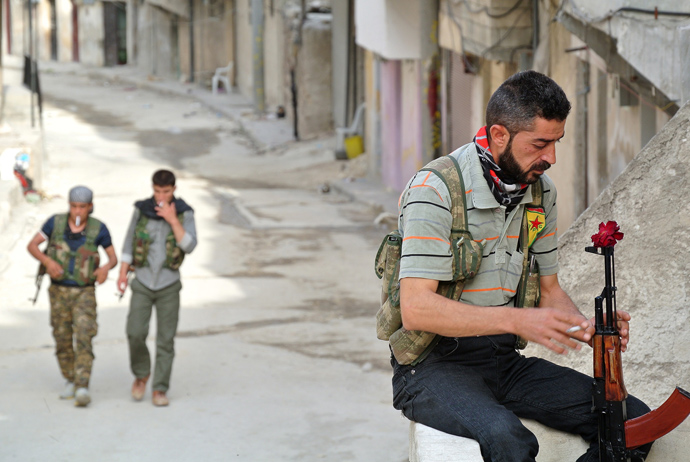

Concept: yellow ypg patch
[[526, 207, 546, 247]]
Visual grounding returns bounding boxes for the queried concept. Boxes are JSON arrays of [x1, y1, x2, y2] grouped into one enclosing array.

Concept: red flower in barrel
[[591, 221, 624, 248]]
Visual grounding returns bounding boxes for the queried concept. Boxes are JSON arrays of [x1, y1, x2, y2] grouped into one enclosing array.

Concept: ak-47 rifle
[[586, 221, 690, 461], [30, 263, 46, 304]]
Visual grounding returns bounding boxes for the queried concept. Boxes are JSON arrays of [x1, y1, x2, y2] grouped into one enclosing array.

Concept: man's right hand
[[117, 274, 129, 294], [513, 307, 592, 355], [44, 258, 64, 279]]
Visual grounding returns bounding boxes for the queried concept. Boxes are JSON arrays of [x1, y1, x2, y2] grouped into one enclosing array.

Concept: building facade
[[357, 0, 682, 232]]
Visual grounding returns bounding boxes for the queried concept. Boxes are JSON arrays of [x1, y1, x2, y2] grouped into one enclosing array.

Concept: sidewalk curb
[[0, 179, 22, 234], [37, 60, 402, 220], [329, 176, 400, 216], [77, 67, 274, 152]]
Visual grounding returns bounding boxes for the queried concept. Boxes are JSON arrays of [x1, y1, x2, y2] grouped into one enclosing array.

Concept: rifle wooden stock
[[603, 336, 627, 402], [624, 387, 690, 449], [593, 335, 604, 378]]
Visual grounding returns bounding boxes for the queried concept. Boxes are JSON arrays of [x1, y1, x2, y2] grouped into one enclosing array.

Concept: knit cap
[[69, 186, 93, 204]]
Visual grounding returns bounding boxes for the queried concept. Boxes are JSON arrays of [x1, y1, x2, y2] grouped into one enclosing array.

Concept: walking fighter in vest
[[117, 169, 197, 407], [388, 72, 653, 461], [27, 186, 118, 407]]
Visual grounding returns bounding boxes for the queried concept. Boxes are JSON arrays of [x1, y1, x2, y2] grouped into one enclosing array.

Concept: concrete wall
[[544, 16, 670, 234], [126, 0, 137, 64], [441, 50, 484, 154], [358, 0, 441, 190], [174, 0, 232, 85], [542, 19, 585, 235], [5, 0, 23, 55], [439, 0, 532, 63], [355, 0, 436, 60], [380, 59, 402, 190], [435, 0, 672, 233], [331, 0, 348, 128], [263, 0, 286, 110], [136, 3, 176, 78], [234, 0, 253, 100], [376, 55, 440, 191], [294, 13, 332, 139], [564, 0, 690, 106], [78, 2, 104, 66], [399, 60, 424, 186], [56, 0, 73, 61], [526, 100, 690, 460], [182, 0, 233, 86], [30, 0, 78, 62], [364, 49, 382, 178], [36, 0, 51, 61]]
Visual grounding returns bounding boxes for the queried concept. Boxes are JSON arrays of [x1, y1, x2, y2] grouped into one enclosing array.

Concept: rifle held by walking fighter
[[586, 221, 690, 462], [30, 263, 46, 304]]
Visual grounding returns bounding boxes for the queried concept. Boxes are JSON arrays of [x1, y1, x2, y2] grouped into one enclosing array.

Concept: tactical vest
[[132, 213, 185, 270], [375, 154, 544, 366], [47, 214, 101, 286]]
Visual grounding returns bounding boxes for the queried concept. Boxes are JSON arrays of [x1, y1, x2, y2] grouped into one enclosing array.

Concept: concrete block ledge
[[0, 179, 22, 234], [409, 420, 589, 462]]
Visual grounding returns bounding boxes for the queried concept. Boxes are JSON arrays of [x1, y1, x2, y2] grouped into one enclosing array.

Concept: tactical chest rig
[[47, 214, 102, 286], [132, 213, 186, 270], [375, 154, 544, 365]]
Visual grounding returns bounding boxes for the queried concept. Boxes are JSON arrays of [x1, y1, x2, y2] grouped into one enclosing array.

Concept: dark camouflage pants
[[48, 284, 98, 388]]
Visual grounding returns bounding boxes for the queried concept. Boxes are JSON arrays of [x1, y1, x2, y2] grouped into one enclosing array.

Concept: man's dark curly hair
[[152, 169, 176, 187], [486, 71, 571, 138]]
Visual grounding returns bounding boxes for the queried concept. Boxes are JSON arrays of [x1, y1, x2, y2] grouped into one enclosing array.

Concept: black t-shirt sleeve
[[96, 223, 113, 249]]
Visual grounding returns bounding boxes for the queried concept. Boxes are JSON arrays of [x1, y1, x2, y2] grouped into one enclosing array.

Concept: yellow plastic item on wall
[[344, 135, 364, 159]]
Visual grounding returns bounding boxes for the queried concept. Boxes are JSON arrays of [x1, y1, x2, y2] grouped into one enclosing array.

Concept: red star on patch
[[529, 216, 542, 230]]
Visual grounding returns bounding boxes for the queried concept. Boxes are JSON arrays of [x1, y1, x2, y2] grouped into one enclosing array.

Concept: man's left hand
[[94, 267, 109, 285], [588, 310, 632, 352], [156, 200, 178, 224]]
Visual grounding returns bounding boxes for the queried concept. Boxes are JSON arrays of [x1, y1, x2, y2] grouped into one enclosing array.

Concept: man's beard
[[497, 139, 551, 184]]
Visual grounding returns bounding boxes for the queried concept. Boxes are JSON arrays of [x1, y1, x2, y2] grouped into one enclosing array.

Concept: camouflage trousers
[[48, 284, 98, 388]]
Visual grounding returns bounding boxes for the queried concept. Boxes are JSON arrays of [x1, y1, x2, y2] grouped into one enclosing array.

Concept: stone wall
[[524, 101, 690, 455], [294, 13, 332, 139]]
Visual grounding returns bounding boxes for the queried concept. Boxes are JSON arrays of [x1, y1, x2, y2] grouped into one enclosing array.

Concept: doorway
[[49, 0, 57, 60], [72, 0, 79, 61], [104, 2, 126, 66]]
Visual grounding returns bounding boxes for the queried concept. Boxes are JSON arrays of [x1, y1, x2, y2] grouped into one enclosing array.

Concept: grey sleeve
[[121, 209, 140, 264], [177, 210, 197, 254]]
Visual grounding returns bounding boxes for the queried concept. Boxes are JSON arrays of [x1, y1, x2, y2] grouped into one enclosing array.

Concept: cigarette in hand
[[566, 326, 583, 334]]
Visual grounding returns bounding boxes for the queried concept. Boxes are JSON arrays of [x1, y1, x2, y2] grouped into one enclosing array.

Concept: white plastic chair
[[212, 61, 233, 94], [336, 102, 366, 154]]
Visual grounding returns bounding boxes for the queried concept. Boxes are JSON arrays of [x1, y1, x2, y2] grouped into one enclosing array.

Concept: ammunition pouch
[[375, 229, 484, 365], [47, 214, 101, 286], [375, 153, 547, 363], [375, 154, 485, 366], [133, 213, 185, 270]]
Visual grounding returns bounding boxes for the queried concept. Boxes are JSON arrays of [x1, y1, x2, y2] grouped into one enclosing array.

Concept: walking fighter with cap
[[27, 186, 118, 407]]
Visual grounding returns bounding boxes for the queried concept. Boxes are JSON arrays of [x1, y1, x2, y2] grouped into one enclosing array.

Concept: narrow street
[[0, 68, 408, 461]]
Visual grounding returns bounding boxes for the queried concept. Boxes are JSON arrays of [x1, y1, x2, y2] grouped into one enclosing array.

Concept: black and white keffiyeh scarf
[[473, 126, 528, 207]]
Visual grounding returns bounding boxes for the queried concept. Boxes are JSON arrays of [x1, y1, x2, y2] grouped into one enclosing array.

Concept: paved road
[[0, 68, 408, 461]]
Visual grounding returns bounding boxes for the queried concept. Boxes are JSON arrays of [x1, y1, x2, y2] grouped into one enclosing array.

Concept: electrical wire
[[563, 0, 690, 24], [479, 6, 531, 58], [451, 0, 526, 19], [444, 0, 478, 74], [444, 0, 533, 74]]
